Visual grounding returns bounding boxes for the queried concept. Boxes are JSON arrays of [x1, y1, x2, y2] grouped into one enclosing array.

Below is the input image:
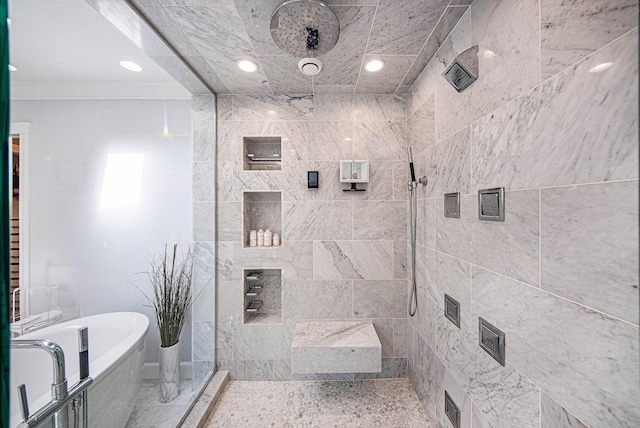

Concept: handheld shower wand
[[407, 148, 427, 317], [407, 147, 417, 183]]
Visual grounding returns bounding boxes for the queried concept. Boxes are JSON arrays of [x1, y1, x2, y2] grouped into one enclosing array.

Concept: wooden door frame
[[10, 122, 29, 319]]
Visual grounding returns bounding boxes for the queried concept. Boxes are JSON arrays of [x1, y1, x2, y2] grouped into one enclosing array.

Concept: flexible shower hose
[[408, 183, 418, 317]]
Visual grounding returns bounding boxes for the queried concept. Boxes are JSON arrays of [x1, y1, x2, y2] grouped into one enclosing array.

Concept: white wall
[[11, 98, 193, 362]]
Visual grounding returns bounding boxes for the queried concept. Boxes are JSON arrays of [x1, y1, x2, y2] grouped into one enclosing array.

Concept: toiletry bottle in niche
[[264, 229, 273, 247], [249, 230, 257, 247], [273, 233, 280, 246], [257, 229, 264, 247]]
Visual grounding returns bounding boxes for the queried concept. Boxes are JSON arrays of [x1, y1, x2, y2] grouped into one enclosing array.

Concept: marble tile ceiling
[[130, 0, 471, 95]]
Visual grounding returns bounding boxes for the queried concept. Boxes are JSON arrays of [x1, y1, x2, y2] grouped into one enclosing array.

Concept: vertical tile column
[[192, 94, 217, 386]]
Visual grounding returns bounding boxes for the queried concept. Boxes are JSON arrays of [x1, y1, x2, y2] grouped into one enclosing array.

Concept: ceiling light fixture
[[588, 62, 613, 73], [365, 59, 385, 73], [8, 64, 17, 72], [237, 59, 258, 73], [119, 60, 142, 72], [483, 50, 497, 58]]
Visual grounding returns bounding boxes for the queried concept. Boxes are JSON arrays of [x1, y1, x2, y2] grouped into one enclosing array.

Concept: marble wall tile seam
[[461, 259, 640, 327], [541, 391, 591, 428], [472, 0, 533, 51], [539, 25, 640, 86], [429, 236, 540, 291], [428, 25, 638, 145], [422, 179, 640, 203]]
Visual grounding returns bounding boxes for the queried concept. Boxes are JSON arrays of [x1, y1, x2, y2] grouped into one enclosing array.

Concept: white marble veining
[[353, 121, 407, 160], [354, 358, 408, 379], [411, 288, 436, 348], [194, 241, 215, 282], [373, 318, 396, 356], [283, 280, 352, 320], [216, 122, 280, 161], [259, 55, 313, 95], [393, 240, 407, 280], [541, 181, 639, 324], [291, 321, 381, 373], [353, 200, 407, 240], [356, 55, 417, 94], [216, 162, 235, 202], [216, 201, 241, 241], [393, 318, 408, 358], [231, 240, 314, 281], [126, 379, 196, 428], [313, 240, 394, 280], [194, 201, 214, 241], [314, 94, 397, 121], [353, 280, 407, 319], [314, 6, 376, 86], [541, 392, 588, 428], [436, 190, 540, 286], [366, 0, 449, 55], [426, 126, 471, 198], [407, 93, 435, 154], [402, 6, 470, 86], [232, 95, 314, 121], [193, 161, 214, 202], [471, 30, 638, 190], [283, 200, 352, 240], [472, 267, 640, 428], [433, 252, 472, 329], [164, 5, 269, 90], [435, 313, 541, 428], [540, 0, 638, 80], [233, 320, 294, 361], [470, 0, 521, 46], [277, 121, 353, 161], [436, 0, 540, 141]]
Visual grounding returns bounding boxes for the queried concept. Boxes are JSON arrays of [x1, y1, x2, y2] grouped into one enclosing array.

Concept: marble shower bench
[[291, 321, 382, 374]]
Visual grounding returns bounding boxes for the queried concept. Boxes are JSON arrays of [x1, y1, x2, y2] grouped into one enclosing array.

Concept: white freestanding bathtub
[[10, 312, 149, 427]]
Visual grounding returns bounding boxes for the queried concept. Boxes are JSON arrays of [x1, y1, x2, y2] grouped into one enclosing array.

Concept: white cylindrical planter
[[159, 342, 180, 403]]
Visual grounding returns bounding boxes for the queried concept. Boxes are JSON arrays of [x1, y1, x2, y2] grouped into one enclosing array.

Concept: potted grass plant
[[142, 243, 194, 403]]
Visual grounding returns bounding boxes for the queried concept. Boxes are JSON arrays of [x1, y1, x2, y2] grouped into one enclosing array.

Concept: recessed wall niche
[[243, 136, 282, 170], [243, 191, 282, 248], [243, 269, 282, 325]]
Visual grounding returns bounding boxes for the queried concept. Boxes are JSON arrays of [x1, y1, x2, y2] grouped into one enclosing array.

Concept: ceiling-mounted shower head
[[270, 0, 340, 57], [442, 46, 478, 92]]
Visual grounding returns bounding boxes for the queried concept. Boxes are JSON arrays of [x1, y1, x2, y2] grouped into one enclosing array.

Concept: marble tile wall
[[192, 94, 217, 386], [215, 94, 410, 381], [406, 1, 639, 428]]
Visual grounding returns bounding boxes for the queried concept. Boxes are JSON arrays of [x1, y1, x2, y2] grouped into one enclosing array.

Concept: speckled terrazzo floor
[[204, 378, 431, 428]]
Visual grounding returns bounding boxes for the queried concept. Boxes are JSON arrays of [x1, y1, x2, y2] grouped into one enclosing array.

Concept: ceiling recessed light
[[237, 59, 258, 73], [588, 62, 613, 73], [119, 60, 142, 72], [365, 59, 385, 73], [8, 64, 17, 72]]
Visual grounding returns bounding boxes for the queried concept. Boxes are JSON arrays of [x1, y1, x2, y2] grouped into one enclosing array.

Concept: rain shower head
[[442, 46, 478, 92], [270, 0, 340, 57]]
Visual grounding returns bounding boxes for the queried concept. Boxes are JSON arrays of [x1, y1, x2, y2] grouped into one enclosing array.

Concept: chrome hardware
[[12, 328, 93, 428], [246, 286, 263, 297], [246, 301, 263, 312]]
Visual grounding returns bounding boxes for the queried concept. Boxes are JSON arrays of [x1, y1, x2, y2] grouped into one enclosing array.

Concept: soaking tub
[[10, 312, 149, 427]]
